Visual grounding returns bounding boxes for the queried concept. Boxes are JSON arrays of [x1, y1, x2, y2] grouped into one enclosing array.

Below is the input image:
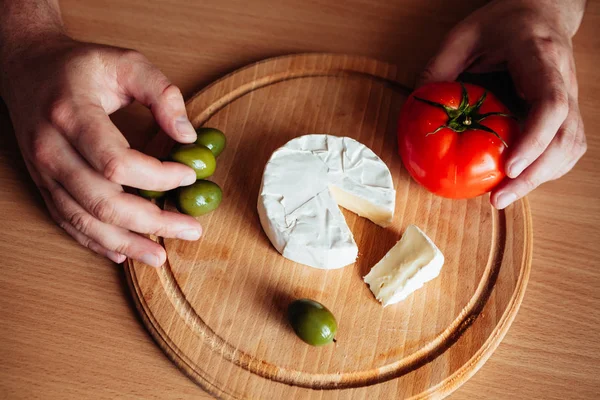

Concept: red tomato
[[398, 82, 519, 199]]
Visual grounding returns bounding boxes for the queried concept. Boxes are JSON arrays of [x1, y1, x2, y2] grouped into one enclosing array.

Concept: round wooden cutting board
[[125, 54, 532, 399]]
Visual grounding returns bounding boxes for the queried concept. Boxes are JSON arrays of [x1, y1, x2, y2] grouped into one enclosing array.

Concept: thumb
[[116, 51, 197, 144], [417, 24, 480, 87]]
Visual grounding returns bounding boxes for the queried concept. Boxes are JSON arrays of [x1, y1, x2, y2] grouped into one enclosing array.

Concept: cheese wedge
[[364, 225, 444, 306], [257, 134, 395, 270]]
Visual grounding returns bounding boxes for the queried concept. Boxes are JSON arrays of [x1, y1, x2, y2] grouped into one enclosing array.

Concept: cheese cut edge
[[364, 225, 445, 306], [329, 185, 394, 227]]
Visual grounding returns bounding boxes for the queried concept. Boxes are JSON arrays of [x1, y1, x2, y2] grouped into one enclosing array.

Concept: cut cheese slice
[[257, 134, 395, 270], [364, 225, 444, 306]]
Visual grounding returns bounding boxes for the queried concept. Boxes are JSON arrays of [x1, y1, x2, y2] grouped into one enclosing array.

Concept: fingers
[[49, 139, 203, 240], [116, 51, 197, 143], [86, 191, 204, 241], [491, 100, 586, 209], [62, 221, 127, 264], [60, 104, 196, 190], [29, 105, 202, 267], [504, 39, 571, 179], [417, 24, 480, 86], [39, 187, 127, 264], [48, 183, 167, 267]]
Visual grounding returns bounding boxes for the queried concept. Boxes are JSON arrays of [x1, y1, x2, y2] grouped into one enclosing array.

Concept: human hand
[[418, 0, 587, 209], [1, 35, 202, 266]]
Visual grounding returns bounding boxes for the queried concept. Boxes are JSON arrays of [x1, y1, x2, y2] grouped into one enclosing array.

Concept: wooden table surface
[[1, 1, 598, 399]]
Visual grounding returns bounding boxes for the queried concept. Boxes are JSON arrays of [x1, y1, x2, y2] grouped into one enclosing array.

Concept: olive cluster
[[139, 128, 226, 217]]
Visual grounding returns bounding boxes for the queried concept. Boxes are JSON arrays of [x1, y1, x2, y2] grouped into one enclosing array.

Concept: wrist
[[0, 0, 68, 98], [0, 31, 72, 103]]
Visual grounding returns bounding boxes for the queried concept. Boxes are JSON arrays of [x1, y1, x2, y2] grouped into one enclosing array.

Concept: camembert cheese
[[257, 134, 395, 270], [364, 225, 444, 306]]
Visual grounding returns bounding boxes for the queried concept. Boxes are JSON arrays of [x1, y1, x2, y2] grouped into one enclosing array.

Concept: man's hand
[[418, 0, 587, 209], [1, 33, 203, 267]]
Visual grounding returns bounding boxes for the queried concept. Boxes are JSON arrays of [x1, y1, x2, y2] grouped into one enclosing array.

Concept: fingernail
[[140, 253, 161, 267], [177, 229, 201, 241], [507, 158, 528, 178], [180, 174, 196, 186], [495, 192, 517, 209], [107, 251, 126, 264], [176, 116, 197, 140]]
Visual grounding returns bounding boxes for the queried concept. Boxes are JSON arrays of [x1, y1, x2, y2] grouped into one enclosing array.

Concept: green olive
[[177, 180, 222, 216], [287, 299, 337, 346], [170, 144, 216, 179], [196, 127, 227, 157], [138, 189, 166, 199]]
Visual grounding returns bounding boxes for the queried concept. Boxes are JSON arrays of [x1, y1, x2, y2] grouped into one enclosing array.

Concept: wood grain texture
[[126, 54, 532, 399], [1, 1, 599, 399]]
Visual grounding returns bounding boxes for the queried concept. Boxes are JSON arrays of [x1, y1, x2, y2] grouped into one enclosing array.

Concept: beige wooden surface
[[0, 1, 598, 399]]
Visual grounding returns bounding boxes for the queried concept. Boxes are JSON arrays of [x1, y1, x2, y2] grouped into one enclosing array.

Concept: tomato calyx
[[414, 83, 512, 147]]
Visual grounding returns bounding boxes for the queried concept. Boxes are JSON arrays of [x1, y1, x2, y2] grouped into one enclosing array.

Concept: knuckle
[[61, 169, 84, 191], [149, 224, 167, 238], [518, 12, 544, 35], [573, 120, 587, 158], [527, 135, 548, 154], [77, 236, 93, 250], [577, 137, 588, 157], [533, 37, 562, 61], [90, 196, 118, 224], [30, 135, 55, 169], [572, 134, 587, 159], [79, 236, 93, 249], [140, 209, 164, 237], [112, 243, 133, 257], [68, 45, 103, 64], [521, 175, 542, 192], [546, 88, 569, 116], [116, 49, 148, 83], [121, 49, 146, 63], [103, 154, 128, 183], [558, 124, 587, 159], [159, 83, 182, 103], [47, 99, 75, 131], [68, 211, 93, 234], [58, 220, 71, 232]]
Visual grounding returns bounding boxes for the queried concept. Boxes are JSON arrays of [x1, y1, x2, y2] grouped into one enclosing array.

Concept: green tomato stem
[[413, 82, 514, 147]]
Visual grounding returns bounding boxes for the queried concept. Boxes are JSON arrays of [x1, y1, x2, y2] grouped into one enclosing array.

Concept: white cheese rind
[[257, 134, 395, 270], [364, 225, 444, 306]]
